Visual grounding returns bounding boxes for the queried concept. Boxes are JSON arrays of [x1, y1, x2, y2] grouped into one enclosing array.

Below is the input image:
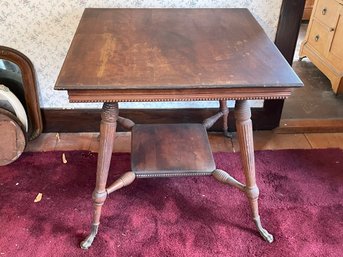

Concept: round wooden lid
[[0, 108, 26, 166]]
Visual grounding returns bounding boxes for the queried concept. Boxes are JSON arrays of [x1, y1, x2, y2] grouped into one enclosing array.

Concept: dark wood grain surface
[[131, 124, 215, 175], [53, 8, 304, 247], [55, 8, 302, 91]]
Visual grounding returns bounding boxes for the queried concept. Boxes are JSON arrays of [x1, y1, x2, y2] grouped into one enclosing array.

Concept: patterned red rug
[[0, 149, 342, 257]]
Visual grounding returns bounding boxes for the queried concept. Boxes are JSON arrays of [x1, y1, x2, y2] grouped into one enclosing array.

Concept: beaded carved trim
[[135, 171, 213, 178], [69, 95, 289, 103]]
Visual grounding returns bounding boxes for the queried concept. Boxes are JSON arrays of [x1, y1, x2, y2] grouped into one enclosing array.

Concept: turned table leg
[[219, 100, 231, 138], [234, 100, 274, 243], [80, 102, 119, 249]]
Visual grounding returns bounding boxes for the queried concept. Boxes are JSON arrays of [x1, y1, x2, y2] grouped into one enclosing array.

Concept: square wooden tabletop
[[55, 8, 302, 92]]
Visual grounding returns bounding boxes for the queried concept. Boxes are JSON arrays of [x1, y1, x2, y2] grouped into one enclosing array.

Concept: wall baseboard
[[276, 119, 343, 133], [41, 107, 281, 133]]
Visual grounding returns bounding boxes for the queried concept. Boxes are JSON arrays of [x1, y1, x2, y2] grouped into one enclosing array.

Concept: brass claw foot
[[253, 216, 274, 243], [80, 224, 99, 249]]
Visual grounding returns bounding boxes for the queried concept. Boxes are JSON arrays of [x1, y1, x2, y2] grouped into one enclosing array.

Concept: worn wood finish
[[0, 108, 26, 166], [0, 3, 305, 136], [234, 100, 274, 243], [54, 9, 303, 248], [80, 102, 118, 250], [54, 6, 305, 136], [56, 9, 301, 93], [0, 46, 42, 140], [50, 5, 308, 133], [131, 124, 215, 177]]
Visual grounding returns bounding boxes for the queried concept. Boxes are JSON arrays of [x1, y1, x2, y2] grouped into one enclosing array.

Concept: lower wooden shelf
[[131, 123, 216, 178]]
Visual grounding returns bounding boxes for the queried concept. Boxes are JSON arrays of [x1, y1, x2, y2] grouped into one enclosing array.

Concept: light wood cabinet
[[300, 0, 343, 94], [303, 0, 315, 20]]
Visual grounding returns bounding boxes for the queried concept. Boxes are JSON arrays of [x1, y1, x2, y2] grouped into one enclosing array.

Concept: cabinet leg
[[80, 102, 119, 249], [234, 100, 273, 243]]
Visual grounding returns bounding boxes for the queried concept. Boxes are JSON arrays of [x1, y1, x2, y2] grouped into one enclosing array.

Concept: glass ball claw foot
[[80, 224, 99, 249], [254, 216, 274, 243]]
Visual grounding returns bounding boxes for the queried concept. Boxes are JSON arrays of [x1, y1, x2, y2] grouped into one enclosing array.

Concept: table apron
[[67, 87, 294, 103]]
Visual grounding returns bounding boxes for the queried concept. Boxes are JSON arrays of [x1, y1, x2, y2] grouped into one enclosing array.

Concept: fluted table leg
[[80, 102, 119, 249], [234, 100, 274, 243]]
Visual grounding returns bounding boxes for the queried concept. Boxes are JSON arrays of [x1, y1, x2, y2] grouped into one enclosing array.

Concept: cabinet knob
[[329, 27, 335, 32], [322, 8, 327, 15], [314, 35, 320, 41]]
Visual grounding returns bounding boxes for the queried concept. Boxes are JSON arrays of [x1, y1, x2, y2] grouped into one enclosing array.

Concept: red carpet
[[0, 149, 342, 257]]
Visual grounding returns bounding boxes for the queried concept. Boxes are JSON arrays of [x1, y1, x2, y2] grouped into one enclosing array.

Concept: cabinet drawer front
[[327, 13, 343, 70], [307, 19, 330, 55], [314, 0, 339, 27]]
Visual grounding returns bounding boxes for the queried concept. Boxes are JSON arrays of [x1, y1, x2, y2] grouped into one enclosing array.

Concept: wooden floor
[[25, 131, 343, 153]]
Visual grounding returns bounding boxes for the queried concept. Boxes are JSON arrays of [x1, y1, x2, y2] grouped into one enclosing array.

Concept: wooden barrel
[[0, 108, 26, 166]]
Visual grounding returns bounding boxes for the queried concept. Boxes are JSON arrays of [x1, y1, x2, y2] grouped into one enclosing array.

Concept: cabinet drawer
[[314, 0, 339, 27], [327, 11, 343, 71], [307, 19, 330, 55]]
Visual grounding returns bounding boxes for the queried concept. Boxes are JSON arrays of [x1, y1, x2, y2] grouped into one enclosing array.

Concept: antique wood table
[[55, 8, 302, 249]]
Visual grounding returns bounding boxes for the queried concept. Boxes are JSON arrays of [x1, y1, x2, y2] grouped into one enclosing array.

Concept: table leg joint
[[92, 191, 107, 204], [118, 116, 135, 131], [203, 111, 224, 130], [212, 169, 245, 191], [244, 186, 259, 200], [106, 171, 136, 195]]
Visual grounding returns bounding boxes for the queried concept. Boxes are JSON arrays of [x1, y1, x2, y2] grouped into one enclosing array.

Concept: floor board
[[232, 131, 312, 152], [54, 133, 93, 151], [305, 133, 343, 149], [25, 131, 343, 153], [25, 133, 58, 152]]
